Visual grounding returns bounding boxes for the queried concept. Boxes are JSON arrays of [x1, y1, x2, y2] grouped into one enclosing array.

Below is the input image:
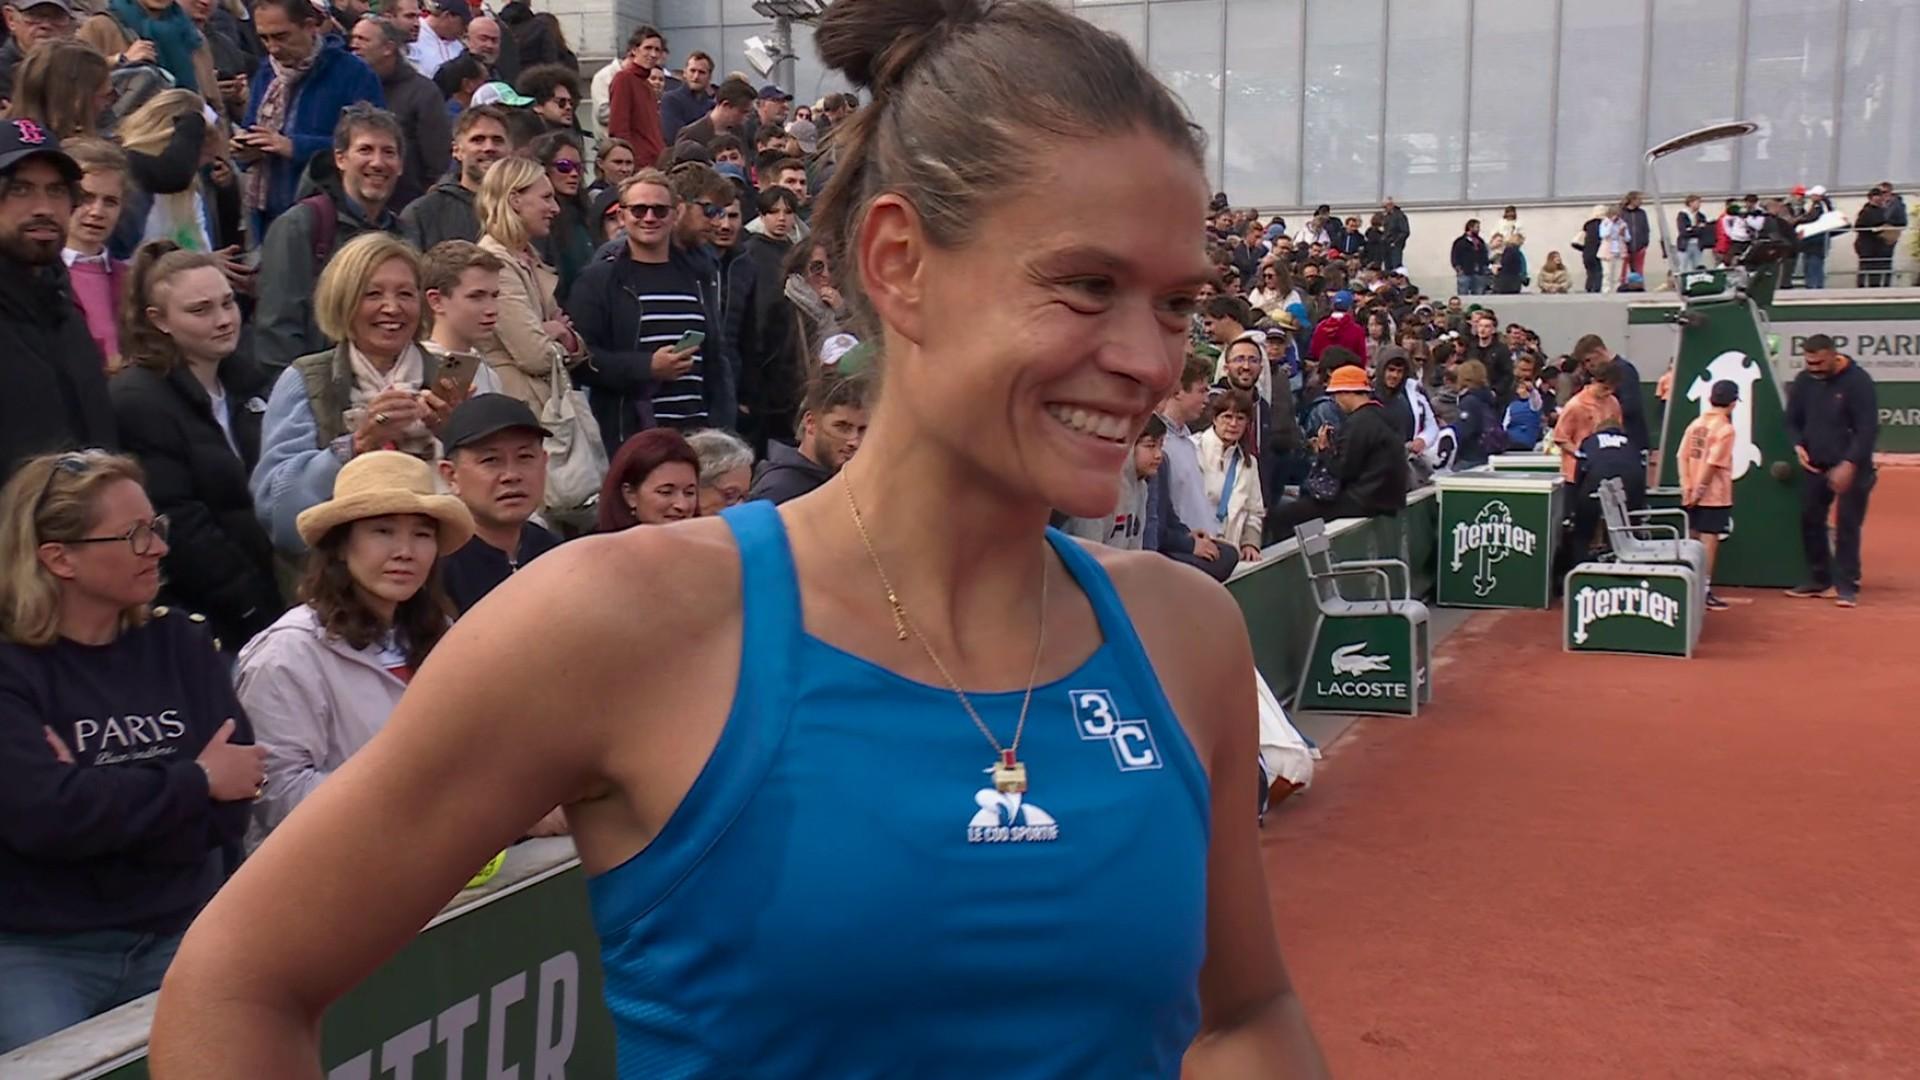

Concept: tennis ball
[[1769, 460, 1792, 482], [465, 850, 507, 890]]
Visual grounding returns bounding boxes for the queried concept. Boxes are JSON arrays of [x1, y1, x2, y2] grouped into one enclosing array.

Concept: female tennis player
[[150, 0, 1328, 1074]]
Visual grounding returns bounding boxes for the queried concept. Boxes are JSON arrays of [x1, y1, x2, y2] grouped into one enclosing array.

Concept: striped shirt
[[622, 259, 709, 428]]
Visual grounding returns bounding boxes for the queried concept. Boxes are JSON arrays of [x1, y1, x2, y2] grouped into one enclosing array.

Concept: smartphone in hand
[[674, 330, 705, 352]]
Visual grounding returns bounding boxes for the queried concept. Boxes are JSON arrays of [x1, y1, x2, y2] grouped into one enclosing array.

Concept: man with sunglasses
[[0, 120, 117, 484], [517, 63, 581, 134], [567, 166, 739, 455]]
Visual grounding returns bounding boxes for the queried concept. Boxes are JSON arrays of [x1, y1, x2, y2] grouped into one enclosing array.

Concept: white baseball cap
[[1808, 185, 1826, 197]]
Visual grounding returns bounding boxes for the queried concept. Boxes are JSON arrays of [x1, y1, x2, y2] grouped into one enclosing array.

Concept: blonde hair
[[314, 232, 424, 345], [476, 156, 548, 252], [117, 90, 210, 250], [0, 452, 152, 647], [1456, 359, 1490, 391]]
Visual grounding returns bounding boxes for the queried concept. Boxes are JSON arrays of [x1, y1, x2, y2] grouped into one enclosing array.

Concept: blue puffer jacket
[[243, 34, 383, 226]]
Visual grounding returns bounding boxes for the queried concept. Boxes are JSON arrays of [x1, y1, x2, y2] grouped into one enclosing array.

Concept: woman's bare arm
[[150, 527, 736, 1077], [1111, 552, 1331, 1079]]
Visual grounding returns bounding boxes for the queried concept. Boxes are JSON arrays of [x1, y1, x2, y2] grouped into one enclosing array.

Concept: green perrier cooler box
[[1435, 474, 1565, 609], [1563, 563, 1698, 658]]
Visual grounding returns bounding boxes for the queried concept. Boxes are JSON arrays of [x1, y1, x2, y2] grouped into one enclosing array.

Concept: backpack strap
[[300, 192, 339, 268]]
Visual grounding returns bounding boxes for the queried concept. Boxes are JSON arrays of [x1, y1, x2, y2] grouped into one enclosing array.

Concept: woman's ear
[[37, 542, 78, 583], [146, 305, 170, 336], [856, 192, 927, 347]]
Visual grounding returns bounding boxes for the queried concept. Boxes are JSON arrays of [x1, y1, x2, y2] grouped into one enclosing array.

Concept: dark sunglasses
[[695, 202, 726, 220], [551, 159, 581, 175], [623, 202, 673, 220]]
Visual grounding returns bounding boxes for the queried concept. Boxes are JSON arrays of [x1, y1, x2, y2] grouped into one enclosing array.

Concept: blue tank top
[[586, 500, 1211, 1078]]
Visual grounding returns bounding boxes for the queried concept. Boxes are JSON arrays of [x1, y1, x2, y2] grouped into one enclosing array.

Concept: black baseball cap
[[757, 84, 793, 102], [1710, 379, 1740, 407], [0, 117, 79, 183], [442, 394, 551, 452]]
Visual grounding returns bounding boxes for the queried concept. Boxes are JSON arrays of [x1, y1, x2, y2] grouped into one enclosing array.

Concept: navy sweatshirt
[[0, 612, 253, 935], [1787, 360, 1878, 469]]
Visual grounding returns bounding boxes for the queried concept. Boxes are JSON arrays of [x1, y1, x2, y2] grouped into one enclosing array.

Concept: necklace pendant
[[993, 749, 1028, 794]]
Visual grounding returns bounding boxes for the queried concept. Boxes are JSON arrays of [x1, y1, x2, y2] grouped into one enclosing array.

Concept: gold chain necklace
[[844, 480, 1048, 794]]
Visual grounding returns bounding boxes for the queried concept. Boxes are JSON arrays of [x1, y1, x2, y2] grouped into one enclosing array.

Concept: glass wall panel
[[1301, 0, 1383, 203], [1553, 1, 1648, 199], [1148, 1, 1225, 188], [1739, 0, 1841, 192], [1466, 0, 1554, 200], [1837, 0, 1920, 188], [1221, 0, 1302, 206], [1645, 0, 1741, 196], [1384, 0, 1467, 203]]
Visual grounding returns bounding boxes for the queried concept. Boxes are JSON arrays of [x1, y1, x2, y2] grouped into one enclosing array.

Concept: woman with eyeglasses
[[529, 130, 595, 304], [0, 450, 265, 1053], [110, 242, 281, 649], [474, 155, 586, 416], [235, 451, 476, 849], [685, 428, 753, 516]]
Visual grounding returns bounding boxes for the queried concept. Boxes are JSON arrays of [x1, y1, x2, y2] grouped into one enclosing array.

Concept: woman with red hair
[[595, 428, 700, 532]]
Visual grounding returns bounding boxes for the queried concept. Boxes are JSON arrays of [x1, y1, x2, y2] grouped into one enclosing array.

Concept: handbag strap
[[1215, 450, 1240, 526]]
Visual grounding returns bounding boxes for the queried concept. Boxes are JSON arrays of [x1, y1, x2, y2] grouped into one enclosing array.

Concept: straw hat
[[296, 451, 476, 555]]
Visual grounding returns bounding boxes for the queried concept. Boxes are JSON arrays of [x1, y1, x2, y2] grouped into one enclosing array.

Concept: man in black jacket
[[747, 367, 868, 505], [0, 122, 115, 484], [566, 168, 738, 454], [1573, 333, 1648, 458], [350, 16, 450, 211], [1785, 334, 1878, 606], [399, 105, 510, 252], [1268, 365, 1407, 534], [1450, 218, 1490, 296], [1382, 197, 1410, 270]]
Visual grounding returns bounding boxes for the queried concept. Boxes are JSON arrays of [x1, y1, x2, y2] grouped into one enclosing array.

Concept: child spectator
[[1679, 379, 1739, 611], [1503, 367, 1544, 450], [1064, 415, 1165, 551], [61, 138, 131, 372], [1552, 361, 1624, 481], [1451, 359, 1504, 469]]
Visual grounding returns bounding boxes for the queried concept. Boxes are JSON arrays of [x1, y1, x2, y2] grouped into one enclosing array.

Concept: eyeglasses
[[807, 260, 829, 275], [695, 202, 725, 220], [66, 516, 170, 557], [551, 159, 581, 174], [623, 202, 673, 220], [550, 97, 575, 109]]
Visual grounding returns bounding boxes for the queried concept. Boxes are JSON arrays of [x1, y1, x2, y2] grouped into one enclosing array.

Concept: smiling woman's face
[[853, 131, 1212, 521], [351, 257, 422, 360]]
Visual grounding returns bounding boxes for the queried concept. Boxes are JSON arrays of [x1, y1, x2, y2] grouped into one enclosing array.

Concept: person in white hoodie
[[1195, 388, 1266, 562], [235, 451, 474, 848]]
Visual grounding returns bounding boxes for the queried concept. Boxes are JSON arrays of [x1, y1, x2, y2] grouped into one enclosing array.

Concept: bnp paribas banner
[[1626, 301, 1920, 452]]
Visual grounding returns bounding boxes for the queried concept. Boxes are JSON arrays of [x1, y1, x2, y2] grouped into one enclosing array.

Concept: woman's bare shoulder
[[1074, 541, 1252, 764], [448, 518, 745, 682]]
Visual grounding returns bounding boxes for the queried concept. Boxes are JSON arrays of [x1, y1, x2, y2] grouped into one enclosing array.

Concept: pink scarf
[[243, 39, 320, 214]]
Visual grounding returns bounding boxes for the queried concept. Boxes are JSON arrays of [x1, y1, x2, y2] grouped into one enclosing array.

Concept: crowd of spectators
[[0, 0, 887, 1049], [0, 0, 1905, 1053]]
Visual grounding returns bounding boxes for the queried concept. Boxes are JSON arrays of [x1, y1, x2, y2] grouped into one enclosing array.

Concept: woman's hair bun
[[814, 0, 987, 93]]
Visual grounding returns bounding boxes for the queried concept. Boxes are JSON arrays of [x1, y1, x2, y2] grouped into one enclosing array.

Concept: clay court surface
[[1267, 467, 1920, 1079]]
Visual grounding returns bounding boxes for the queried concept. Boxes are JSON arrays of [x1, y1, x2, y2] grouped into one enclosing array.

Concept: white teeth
[[1046, 404, 1132, 444]]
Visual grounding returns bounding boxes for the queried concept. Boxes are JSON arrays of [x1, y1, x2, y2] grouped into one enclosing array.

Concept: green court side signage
[[88, 865, 617, 1079], [1435, 479, 1562, 610], [1563, 567, 1695, 658], [1298, 615, 1418, 715]]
